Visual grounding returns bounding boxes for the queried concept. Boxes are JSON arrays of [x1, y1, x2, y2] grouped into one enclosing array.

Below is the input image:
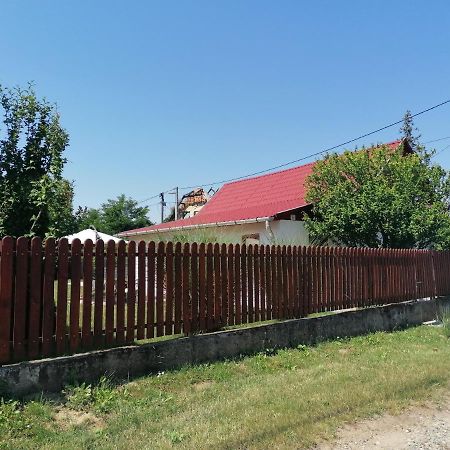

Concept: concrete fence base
[[1, 297, 449, 397]]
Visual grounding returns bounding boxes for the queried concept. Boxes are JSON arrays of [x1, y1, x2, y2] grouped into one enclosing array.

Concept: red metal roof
[[119, 140, 404, 236]]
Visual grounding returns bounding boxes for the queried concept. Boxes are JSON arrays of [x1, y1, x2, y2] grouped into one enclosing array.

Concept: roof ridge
[[221, 140, 403, 188], [223, 160, 317, 187]]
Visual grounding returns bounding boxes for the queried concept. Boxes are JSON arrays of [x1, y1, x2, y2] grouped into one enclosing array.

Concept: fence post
[[105, 241, 116, 345], [70, 238, 82, 352], [82, 239, 94, 349], [94, 240, 105, 347], [28, 237, 42, 360], [259, 245, 266, 321], [198, 243, 206, 331], [126, 241, 137, 342], [430, 250, 437, 299], [221, 243, 228, 327], [292, 245, 299, 318], [165, 242, 174, 336], [227, 244, 234, 326], [155, 241, 164, 338], [241, 244, 248, 324], [234, 244, 241, 325], [265, 245, 271, 320], [56, 238, 69, 355], [182, 243, 191, 335], [247, 245, 254, 323], [42, 238, 56, 357], [0, 237, 14, 363], [116, 240, 126, 344], [137, 241, 147, 339], [173, 242, 181, 335], [214, 243, 221, 328], [190, 242, 198, 333], [13, 237, 29, 361]]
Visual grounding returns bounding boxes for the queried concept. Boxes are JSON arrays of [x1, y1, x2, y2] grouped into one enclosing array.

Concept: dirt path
[[317, 400, 450, 449]]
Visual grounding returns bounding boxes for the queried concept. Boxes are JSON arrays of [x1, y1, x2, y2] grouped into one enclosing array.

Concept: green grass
[[3, 325, 450, 449]]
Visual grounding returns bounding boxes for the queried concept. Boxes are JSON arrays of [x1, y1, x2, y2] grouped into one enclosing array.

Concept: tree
[[74, 206, 102, 231], [76, 194, 153, 235], [163, 206, 176, 223], [399, 110, 421, 151], [304, 142, 450, 249], [0, 84, 74, 237]]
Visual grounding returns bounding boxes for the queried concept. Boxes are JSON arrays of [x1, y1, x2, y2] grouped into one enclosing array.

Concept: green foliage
[[76, 194, 152, 235], [64, 377, 120, 414], [163, 429, 186, 444], [305, 143, 450, 249], [0, 83, 75, 238], [163, 206, 176, 223], [0, 399, 32, 437], [439, 306, 450, 338], [400, 110, 421, 151]]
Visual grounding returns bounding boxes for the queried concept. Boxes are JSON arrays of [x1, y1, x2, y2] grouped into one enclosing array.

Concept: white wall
[[126, 220, 309, 246]]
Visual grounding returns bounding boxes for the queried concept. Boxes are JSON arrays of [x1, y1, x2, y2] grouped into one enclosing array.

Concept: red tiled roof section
[[119, 140, 405, 235], [119, 162, 315, 235]]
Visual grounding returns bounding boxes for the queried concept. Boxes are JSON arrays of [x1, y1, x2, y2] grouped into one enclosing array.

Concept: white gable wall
[[125, 220, 309, 246]]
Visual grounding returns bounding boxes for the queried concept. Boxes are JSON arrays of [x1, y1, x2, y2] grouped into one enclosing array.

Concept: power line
[[138, 98, 450, 199], [432, 143, 450, 158], [180, 99, 450, 189], [424, 136, 450, 144], [137, 190, 172, 205]]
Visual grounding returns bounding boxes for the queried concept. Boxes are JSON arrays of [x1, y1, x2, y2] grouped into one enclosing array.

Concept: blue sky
[[1, 1, 450, 222]]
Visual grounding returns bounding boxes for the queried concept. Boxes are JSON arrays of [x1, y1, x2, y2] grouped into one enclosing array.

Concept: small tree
[[0, 84, 74, 237], [76, 194, 153, 235], [304, 143, 450, 249], [399, 110, 421, 151]]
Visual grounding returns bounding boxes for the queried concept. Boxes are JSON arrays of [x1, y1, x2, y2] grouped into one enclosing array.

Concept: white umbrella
[[62, 228, 125, 244]]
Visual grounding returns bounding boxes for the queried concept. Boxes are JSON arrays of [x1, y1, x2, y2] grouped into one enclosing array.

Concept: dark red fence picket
[[0, 237, 449, 364]]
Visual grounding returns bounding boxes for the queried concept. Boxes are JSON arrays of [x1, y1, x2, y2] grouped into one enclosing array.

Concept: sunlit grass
[[3, 325, 450, 449]]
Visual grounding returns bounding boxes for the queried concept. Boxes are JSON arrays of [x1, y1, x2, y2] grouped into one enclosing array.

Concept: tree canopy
[[304, 141, 450, 249], [76, 194, 153, 235], [0, 84, 75, 238]]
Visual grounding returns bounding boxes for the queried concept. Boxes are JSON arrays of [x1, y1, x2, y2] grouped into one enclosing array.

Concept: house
[[118, 139, 411, 245], [178, 188, 212, 218]]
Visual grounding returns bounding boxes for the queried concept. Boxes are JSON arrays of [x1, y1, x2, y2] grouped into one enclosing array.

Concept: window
[[242, 234, 260, 246]]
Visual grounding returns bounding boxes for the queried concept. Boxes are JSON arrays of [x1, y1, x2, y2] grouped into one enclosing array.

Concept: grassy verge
[[2, 325, 450, 449]]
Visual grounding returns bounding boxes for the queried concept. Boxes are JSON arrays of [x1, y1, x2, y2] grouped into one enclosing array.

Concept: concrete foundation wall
[[1, 297, 448, 397]]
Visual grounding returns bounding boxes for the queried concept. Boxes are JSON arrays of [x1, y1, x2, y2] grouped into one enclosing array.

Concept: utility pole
[[159, 192, 166, 223], [169, 187, 179, 220], [175, 187, 179, 220]]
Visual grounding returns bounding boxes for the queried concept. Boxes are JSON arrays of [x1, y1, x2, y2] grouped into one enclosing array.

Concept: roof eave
[[118, 216, 274, 237]]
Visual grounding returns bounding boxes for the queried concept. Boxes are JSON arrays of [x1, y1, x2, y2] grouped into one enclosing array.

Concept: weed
[[163, 429, 186, 444], [0, 399, 32, 436], [439, 306, 450, 338], [64, 376, 121, 414], [262, 347, 278, 357]]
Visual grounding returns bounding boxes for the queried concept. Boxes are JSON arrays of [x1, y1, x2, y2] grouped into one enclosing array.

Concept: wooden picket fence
[[0, 236, 449, 364]]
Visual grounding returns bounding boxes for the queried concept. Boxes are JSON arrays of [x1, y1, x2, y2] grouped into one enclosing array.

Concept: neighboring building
[[118, 140, 410, 245], [178, 188, 212, 218]]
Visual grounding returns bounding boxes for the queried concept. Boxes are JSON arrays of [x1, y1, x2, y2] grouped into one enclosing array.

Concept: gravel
[[317, 400, 450, 449]]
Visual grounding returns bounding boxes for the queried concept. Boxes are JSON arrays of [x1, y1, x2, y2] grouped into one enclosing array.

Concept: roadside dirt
[[317, 399, 450, 449]]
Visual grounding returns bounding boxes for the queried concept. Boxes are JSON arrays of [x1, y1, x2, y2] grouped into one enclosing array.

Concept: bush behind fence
[[0, 236, 449, 364]]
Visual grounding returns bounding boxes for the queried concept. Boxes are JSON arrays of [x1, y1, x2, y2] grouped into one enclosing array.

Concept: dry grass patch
[[54, 408, 104, 431]]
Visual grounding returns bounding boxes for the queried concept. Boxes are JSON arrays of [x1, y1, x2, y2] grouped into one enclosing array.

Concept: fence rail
[[0, 236, 449, 364]]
